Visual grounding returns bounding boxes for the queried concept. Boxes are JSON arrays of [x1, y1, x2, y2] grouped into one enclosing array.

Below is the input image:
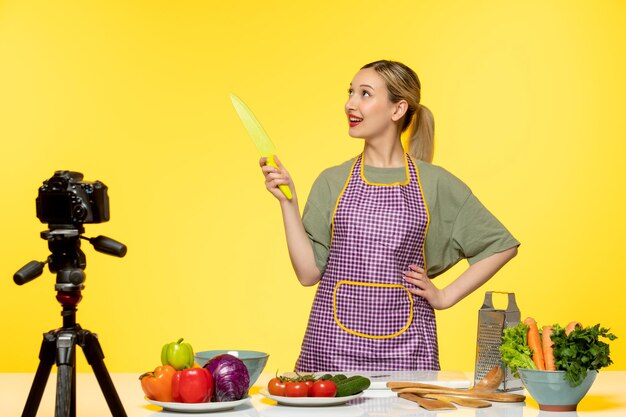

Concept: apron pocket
[[333, 280, 413, 339]]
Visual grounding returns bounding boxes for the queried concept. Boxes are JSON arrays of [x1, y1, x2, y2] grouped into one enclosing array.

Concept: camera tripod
[[21, 286, 127, 417], [15, 227, 128, 417]]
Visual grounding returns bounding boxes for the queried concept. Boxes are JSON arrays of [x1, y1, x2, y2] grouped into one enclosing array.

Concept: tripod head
[[13, 225, 127, 291]]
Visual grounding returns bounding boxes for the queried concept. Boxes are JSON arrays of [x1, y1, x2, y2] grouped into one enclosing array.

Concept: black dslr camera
[[14, 170, 126, 288], [36, 171, 109, 225]]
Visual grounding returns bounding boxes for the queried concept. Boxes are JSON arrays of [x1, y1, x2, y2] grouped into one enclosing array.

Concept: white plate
[[259, 389, 363, 406], [145, 396, 250, 413]]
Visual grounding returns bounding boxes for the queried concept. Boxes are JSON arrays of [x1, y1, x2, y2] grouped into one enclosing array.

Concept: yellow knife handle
[[266, 155, 293, 200]]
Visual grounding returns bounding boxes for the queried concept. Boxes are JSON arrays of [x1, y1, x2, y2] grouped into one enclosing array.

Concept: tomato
[[268, 377, 286, 396], [310, 380, 337, 397], [284, 381, 309, 397], [303, 380, 314, 390]]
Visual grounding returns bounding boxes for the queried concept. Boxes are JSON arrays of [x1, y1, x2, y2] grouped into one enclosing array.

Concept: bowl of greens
[[517, 368, 597, 411], [500, 319, 616, 411]]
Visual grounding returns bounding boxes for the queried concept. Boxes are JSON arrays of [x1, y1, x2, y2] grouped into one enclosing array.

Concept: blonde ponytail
[[407, 104, 435, 163]]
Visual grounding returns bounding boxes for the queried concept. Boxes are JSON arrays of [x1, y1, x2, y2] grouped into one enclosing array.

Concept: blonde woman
[[260, 60, 519, 372]]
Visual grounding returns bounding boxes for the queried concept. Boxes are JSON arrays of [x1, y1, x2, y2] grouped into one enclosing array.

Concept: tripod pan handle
[[14, 260, 46, 285], [89, 235, 127, 257]]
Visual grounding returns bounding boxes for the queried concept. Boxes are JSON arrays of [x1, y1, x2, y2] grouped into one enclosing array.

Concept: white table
[[2, 371, 625, 416]]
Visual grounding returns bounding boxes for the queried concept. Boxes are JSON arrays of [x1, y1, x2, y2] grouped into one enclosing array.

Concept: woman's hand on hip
[[402, 265, 448, 310], [259, 155, 295, 203]]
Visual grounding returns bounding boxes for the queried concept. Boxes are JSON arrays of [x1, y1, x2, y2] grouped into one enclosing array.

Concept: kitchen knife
[[230, 93, 292, 200]]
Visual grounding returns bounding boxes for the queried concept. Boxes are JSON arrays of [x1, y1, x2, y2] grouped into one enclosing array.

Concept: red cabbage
[[203, 354, 250, 402]]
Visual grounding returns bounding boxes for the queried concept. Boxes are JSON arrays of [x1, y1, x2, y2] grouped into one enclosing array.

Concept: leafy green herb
[[551, 324, 617, 386], [500, 322, 537, 376]]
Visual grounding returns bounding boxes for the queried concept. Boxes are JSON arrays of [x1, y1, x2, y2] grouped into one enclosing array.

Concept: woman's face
[[345, 68, 400, 140]]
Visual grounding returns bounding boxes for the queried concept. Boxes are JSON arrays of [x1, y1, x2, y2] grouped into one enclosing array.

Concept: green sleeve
[[451, 192, 520, 264], [302, 159, 355, 274], [416, 161, 519, 277], [302, 174, 333, 274]]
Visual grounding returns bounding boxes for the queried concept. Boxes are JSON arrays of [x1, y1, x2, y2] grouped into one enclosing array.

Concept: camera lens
[[72, 204, 87, 221]]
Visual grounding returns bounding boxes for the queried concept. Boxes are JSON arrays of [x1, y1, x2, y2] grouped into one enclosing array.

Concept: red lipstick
[[348, 114, 363, 127]]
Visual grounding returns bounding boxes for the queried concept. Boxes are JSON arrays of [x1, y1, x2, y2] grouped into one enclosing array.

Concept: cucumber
[[335, 376, 371, 397], [336, 375, 364, 385], [329, 374, 347, 383], [318, 373, 333, 380]]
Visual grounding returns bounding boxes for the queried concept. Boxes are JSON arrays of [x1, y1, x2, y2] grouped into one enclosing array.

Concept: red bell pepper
[[172, 368, 214, 403]]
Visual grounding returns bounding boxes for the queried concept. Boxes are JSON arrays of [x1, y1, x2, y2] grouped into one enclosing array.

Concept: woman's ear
[[391, 100, 409, 122]]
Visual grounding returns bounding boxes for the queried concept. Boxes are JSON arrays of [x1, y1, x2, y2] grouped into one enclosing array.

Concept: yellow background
[[1, 0, 624, 375]]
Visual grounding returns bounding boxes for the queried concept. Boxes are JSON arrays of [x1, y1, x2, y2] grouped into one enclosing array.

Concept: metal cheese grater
[[474, 291, 523, 391]]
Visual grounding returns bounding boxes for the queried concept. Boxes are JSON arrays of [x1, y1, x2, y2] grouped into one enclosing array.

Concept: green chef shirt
[[302, 156, 520, 278]]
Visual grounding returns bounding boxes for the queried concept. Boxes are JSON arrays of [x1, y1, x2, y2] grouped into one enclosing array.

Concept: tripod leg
[[21, 332, 56, 417], [55, 331, 76, 417], [72, 360, 77, 417], [80, 330, 128, 417]]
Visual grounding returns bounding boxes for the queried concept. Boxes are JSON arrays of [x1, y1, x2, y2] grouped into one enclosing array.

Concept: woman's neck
[[362, 139, 405, 168]]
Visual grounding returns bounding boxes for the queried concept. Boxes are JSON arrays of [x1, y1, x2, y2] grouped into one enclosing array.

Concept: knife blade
[[230, 93, 292, 200]]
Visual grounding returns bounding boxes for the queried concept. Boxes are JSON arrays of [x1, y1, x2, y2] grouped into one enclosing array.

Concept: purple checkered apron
[[295, 153, 439, 371]]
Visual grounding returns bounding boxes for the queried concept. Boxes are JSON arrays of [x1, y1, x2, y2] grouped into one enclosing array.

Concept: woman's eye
[[347, 88, 371, 97]]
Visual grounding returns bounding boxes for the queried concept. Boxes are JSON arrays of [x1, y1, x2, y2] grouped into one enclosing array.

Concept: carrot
[[542, 325, 556, 371], [565, 321, 582, 336], [524, 317, 545, 370]]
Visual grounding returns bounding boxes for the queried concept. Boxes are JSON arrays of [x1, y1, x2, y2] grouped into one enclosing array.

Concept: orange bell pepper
[[140, 364, 176, 402]]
